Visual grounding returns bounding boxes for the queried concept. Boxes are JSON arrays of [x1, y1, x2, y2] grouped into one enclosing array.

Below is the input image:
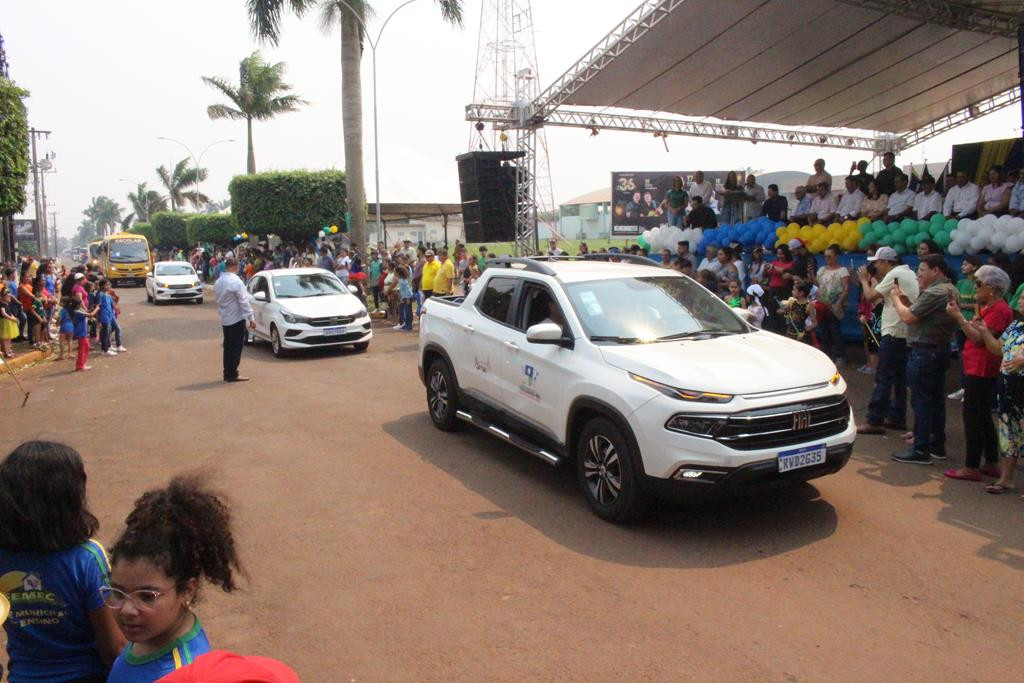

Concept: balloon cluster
[[320, 225, 340, 238], [636, 226, 705, 252], [948, 214, 1024, 256], [773, 218, 870, 254], [847, 214, 955, 255], [696, 216, 788, 254], [232, 232, 249, 242]]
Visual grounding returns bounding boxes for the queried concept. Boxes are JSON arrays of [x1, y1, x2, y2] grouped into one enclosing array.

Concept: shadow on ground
[[383, 412, 838, 569]]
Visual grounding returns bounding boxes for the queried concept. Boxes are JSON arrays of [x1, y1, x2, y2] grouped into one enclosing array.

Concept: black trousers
[[222, 319, 247, 380], [963, 375, 998, 468]]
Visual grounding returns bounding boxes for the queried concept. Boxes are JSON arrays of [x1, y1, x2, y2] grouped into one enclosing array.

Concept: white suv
[[418, 256, 855, 523]]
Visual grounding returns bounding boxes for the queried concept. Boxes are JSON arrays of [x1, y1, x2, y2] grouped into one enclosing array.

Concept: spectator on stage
[[719, 171, 744, 225], [1009, 169, 1024, 217], [875, 151, 899, 196], [742, 174, 766, 222], [978, 166, 1012, 217], [937, 169, 978, 219], [836, 176, 866, 221], [791, 186, 813, 225], [807, 158, 832, 192], [688, 170, 714, 206], [888, 254, 958, 464], [698, 245, 722, 277], [883, 174, 915, 221], [849, 159, 874, 193], [912, 176, 943, 220], [808, 182, 838, 225], [685, 195, 718, 228], [856, 246, 918, 435], [862, 180, 889, 221], [658, 176, 689, 227], [760, 184, 789, 222]]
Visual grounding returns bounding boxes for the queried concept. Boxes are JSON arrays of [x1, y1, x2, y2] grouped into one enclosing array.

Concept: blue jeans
[[907, 345, 951, 455], [666, 210, 684, 227], [866, 335, 908, 427], [110, 318, 122, 347], [399, 298, 413, 330]]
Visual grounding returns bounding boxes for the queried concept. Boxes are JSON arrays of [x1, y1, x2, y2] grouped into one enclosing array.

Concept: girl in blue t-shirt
[[0, 441, 127, 682], [106, 475, 242, 683], [57, 296, 76, 361]]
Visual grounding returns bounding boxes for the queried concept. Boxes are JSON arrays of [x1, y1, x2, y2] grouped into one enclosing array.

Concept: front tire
[[352, 341, 369, 352], [426, 359, 460, 431], [146, 289, 153, 303], [576, 417, 645, 524], [195, 298, 203, 305], [271, 326, 287, 358]]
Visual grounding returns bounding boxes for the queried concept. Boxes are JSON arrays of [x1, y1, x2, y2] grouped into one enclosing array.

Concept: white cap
[[867, 246, 899, 262], [787, 238, 803, 249]]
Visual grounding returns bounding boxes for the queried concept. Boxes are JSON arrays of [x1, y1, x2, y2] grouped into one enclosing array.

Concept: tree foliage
[[157, 159, 208, 211], [185, 214, 236, 245], [150, 212, 189, 249], [83, 196, 123, 237], [229, 170, 345, 242], [0, 78, 29, 217], [128, 221, 154, 245], [127, 182, 168, 223]]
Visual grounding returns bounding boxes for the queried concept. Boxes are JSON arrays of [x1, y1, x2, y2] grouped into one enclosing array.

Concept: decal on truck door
[[519, 364, 541, 401]]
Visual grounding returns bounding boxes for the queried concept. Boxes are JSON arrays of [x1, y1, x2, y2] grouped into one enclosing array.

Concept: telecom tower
[[469, 0, 557, 254]]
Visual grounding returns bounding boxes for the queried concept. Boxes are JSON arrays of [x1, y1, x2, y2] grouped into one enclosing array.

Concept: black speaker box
[[456, 151, 525, 243]]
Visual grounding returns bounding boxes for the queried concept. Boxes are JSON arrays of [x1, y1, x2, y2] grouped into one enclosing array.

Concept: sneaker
[[116, 346, 127, 352], [104, 350, 118, 356], [856, 365, 874, 375], [947, 389, 965, 401], [891, 450, 932, 465], [929, 451, 947, 461], [392, 324, 403, 330]]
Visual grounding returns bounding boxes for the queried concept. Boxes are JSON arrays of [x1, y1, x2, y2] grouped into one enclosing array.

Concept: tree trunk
[[247, 117, 256, 174], [340, 12, 366, 249]]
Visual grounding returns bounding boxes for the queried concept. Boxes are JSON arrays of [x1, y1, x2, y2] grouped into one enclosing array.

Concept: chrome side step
[[456, 410, 562, 466]]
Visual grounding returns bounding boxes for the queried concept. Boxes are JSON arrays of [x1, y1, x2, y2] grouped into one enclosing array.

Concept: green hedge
[[186, 214, 235, 245], [128, 221, 154, 245], [0, 78, 30, 217], [229, 170, 345, 242], [150, 212, 188, 249]]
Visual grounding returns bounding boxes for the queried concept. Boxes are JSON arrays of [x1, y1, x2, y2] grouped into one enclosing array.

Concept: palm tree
[[157, 159, 208, 211], [204, 198, 231, 214], [203, 51, 307, 174], [246, 0, 464, 250], [83, 196, 123, 237], [127, 182, 169, 222]]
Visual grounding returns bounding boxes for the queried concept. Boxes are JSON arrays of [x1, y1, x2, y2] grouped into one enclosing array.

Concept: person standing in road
[[214, 257, 255, 383], [432, 249, 456, 297]]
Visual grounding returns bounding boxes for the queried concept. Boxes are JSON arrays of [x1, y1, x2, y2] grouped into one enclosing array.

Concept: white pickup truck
[[418, 256, 856, 523]]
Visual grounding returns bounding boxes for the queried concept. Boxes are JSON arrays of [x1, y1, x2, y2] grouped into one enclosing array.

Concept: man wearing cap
[[883, 174, 915, 221], [912, 176, 942, 220], [791, 186, 812, 225], [788, 238, 817, 284], [856, 247, 919, 434], [214, 257, 255, 383], [420, 250, 440, 300]]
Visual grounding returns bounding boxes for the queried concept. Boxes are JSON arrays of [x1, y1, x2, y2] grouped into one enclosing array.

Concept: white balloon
[[949, 229, 959, 242], [991, 231, 1008, 249], [996, 214, 1014, 230], [981, 213, 997, 227], [970, 236, 988, 251], [1006, 235, 1024, 254], [978, 227, 994, 242], [957, 218, 972, 231], [1010, 217, 1024, 232], [948, 241, 965, 256]]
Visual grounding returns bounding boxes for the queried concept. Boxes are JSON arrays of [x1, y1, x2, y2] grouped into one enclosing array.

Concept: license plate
[[778, 444, 826, 473], [324, 326, 345, 336]]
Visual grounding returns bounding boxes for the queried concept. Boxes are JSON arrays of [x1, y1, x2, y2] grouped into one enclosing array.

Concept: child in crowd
[[108, 285, 126, 353], [746, 284, 767, 328], [57, 296, 76, 360], [106, 474, 242, 682], [396, 265, 413, 331], [0, 441, 126, 682], [72, 293, 94, 371], [723, 280, 745, 308], [0, 286, 19, 358], [96, 280, 118, 357], [782, 281, 816, 344]]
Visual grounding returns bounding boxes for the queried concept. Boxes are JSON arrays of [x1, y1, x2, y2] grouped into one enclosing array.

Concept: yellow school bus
[[101, 233, 152, 286]]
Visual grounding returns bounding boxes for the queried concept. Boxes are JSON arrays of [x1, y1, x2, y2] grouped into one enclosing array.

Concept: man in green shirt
[[659, 176, 689, 227]]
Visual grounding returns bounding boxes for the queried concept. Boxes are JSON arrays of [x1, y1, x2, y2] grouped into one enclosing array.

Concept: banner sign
[[611, 171, 732, 235], [12, 219, 35, 240]]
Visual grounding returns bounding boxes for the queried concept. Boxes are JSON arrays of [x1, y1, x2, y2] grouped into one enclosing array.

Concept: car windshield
[[156, 264, 194, 276], [564, 276, 747, 343], [272, 273, 347, 298], [108, 238, 149, 263]]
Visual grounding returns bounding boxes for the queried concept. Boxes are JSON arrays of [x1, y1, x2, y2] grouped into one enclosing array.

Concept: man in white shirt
[[884, 174, 915, 221], [836, 175, 865, 221], [213, 257, 255, 383], [808, 182, 838, 224], [942, 170, 980, 219], [912, 176, 942, 219], [742, 174, 765, 222], [856, 246, 919, 433], [688, 170, 714, 206], [807, 159, 832, 191], [697, 245, 722, 277]]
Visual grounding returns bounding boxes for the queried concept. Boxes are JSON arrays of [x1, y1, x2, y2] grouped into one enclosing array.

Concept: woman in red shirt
[[765, 244, 796, 301], [945, 265, 1014, 481]]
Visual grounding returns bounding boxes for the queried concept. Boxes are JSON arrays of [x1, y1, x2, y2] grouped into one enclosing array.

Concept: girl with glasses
[[0, 441, 126, 682], [106, 474, 241, 682]]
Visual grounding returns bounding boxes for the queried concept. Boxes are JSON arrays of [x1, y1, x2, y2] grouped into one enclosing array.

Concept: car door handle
[[462, 324, 474, 332], [503, 341, 519, 352]]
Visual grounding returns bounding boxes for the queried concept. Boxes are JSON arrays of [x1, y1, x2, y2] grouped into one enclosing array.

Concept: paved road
[[1, 287, 1021, 681]]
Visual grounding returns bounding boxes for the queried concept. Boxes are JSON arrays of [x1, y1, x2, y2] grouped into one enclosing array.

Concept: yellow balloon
[[857, 216, 870, 226], [827, 222, 841, 232], [241, 232, 248, 239], [787, 222, 799, 232], [776, 226, 786, 237], [331, 226, 339, 234]]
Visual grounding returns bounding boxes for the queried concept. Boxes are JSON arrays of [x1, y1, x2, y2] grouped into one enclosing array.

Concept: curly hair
[[110, 474, 241, 594]]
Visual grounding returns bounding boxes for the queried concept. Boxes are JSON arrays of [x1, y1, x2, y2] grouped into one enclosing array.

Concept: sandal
[[985, 483, 1016, 494], [944, 468, 983, 482], [980, 466, 1001, 478]]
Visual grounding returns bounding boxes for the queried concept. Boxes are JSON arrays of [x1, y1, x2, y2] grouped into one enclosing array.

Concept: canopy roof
[[544, 0, 1022, 136], [367, 203, 462, 222]]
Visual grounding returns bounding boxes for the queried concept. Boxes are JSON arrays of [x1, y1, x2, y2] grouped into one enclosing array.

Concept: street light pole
[[335, 0, 421, 245], [156, 137, 235, 211]]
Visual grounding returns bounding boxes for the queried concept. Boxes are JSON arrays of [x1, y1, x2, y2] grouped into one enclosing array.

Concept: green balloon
[[935, 231, 952, 248], [892, 229, 907, 243], [859, 222, 873, 236], [915, 231, 930, 243], [944, 218, 958, 232], [637, 235, 649, 250], [859, 237, 872, 250], [917, 220, 929, 233], [873, 220, 887, 234], [930, 213, 946, 227], [900, 218, 916, 231], [880, 236, 894, 246], [894, 243, 908, 255]]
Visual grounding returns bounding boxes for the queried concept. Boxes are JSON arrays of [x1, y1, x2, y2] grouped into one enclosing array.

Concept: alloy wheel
[[583, 435, 622, 505], [429, 370, 448, 421]]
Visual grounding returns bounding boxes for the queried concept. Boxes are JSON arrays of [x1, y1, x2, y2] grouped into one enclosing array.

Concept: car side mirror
[[253, 291, 267, 302], [526, 322, 572, 348], [347, 285, 358, 294]]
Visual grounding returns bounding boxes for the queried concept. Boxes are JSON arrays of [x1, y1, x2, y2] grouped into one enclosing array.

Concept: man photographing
[[214, 257, 255, 383]]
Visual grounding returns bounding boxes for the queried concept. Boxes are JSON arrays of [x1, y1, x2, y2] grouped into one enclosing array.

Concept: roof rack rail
[[486, 257, 558, 276], [529, 254, 662, 268]]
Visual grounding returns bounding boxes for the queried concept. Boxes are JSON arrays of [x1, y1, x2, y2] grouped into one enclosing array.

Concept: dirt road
[[1, 288, 1021, 681]]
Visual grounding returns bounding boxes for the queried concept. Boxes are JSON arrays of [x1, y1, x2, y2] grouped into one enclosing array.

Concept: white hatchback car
[[146, 261, 203, 304], [245, 268, 372, 357]]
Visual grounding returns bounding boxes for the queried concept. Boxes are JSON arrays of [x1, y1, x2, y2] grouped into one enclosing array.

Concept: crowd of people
[[1, 256, 127, 370]]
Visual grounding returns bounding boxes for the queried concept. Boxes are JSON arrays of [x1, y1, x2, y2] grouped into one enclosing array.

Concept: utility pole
[[50, 211, 59, 256], [29, 128, 52, 257], [39, 154, 52, 256]]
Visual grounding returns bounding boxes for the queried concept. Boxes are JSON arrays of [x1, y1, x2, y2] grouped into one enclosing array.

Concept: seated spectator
[[697, 245, 722, 276], [883, 174, 915, 221], [849, 159, 874, 193], [836, 175, 865, 221], [660, 248, 673, 267], [943, 170, 979, 219], [675, 240, 692, 263], [696, 269, 718, 293], [765, 244, 797, 300], [685, 195, 718, 228], [790, 238, 818, 284], [728, 242, 747, 285], [791, 186, 813, 225], [715, 247, 740, 290], [748, 245, 768, 287], [808, 182, 838, 225], [912, 176, 942, 219], [978, 165, 1012, 217], [760, 184, 789, 222], [1009, 169, 1024, 217], [807, 158, 832, 191]]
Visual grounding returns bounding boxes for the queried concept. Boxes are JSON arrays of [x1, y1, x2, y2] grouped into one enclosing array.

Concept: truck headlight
[[629, 373, 733, 403], [665, 414, 727, 437]]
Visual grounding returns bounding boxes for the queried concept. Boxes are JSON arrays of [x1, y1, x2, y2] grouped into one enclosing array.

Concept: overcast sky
[[4, 0, 1019, 239]]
